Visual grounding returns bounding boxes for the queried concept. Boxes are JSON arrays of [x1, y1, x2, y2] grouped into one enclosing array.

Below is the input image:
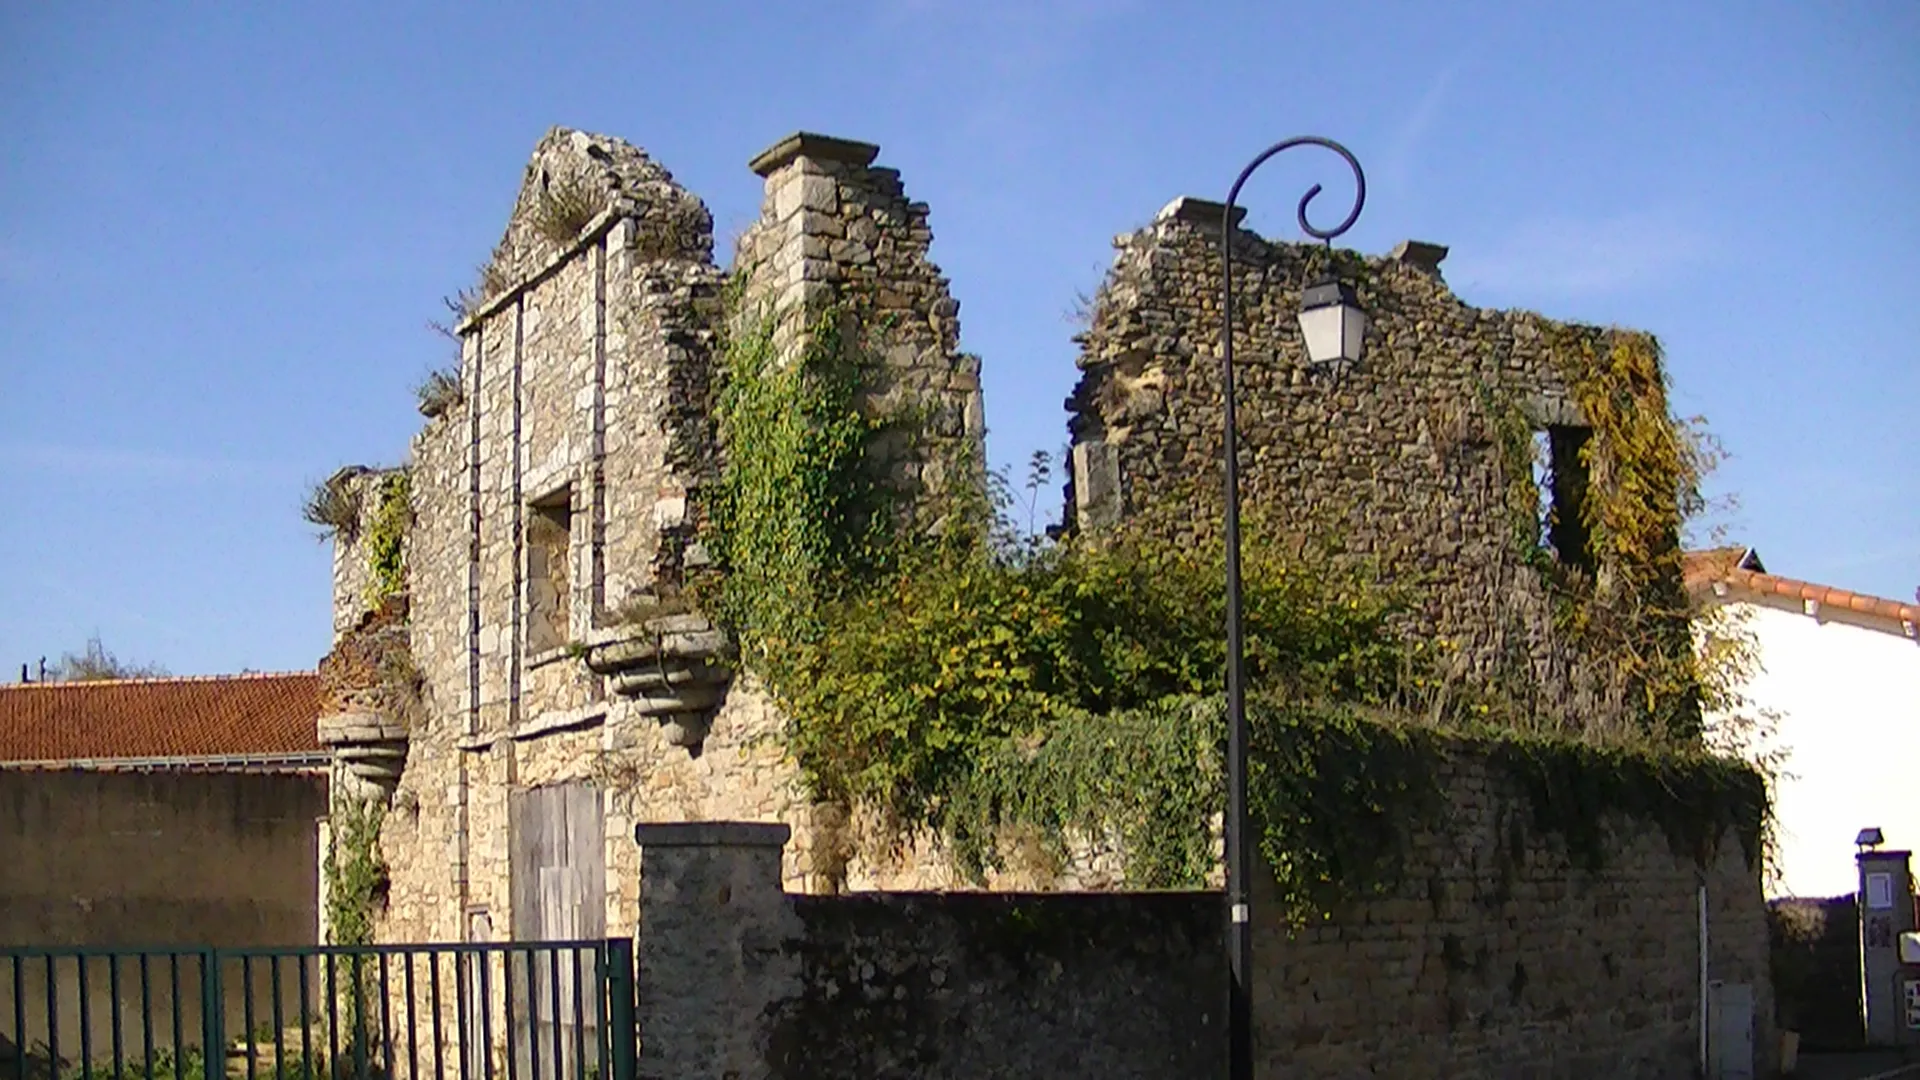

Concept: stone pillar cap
[[1389, 239, 1450, 274], [1155, 196, 1249, 230], [748, 132, 880, 177], [634, 821, 793, 848]]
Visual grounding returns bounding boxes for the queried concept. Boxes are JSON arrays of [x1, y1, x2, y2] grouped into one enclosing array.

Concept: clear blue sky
[[2, 1, 1915, 678]]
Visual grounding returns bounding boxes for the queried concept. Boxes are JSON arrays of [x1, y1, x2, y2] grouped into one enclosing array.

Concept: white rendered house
[[1689, 547, 1920, 899]]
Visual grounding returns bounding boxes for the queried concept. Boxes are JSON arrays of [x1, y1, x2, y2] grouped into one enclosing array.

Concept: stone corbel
[[579, 614, 731, 751]]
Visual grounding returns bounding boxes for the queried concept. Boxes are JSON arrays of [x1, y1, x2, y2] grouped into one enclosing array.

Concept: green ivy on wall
[[1485, 329, 1711, 741], [323, 798, 388, 946], [698, 276, 903, 664], [362, 471, 411, 608], [698, 276, 1765, 921]]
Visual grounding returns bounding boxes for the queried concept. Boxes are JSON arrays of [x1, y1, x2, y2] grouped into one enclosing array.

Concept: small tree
[[47, 635, 168, 681]]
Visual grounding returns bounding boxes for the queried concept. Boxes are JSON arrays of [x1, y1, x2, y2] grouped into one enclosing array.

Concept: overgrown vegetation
[[696, 276, 904, 661], [1491, 330, 1712, 740], [362, 472, 411, 608], [695, 279, 1769, 921], [323, 798, 388, 947], [528, 169, 601, 247], [301, 473, 363, 543], [414, 364, 463, 419], [56, 1047, 320, 1080]]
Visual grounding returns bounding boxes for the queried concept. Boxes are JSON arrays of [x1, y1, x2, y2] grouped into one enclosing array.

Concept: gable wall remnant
[[1065, 196, 1649, 727], [328, 128, 1004, 954]]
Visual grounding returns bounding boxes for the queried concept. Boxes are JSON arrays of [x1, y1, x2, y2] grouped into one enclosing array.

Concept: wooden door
[[508, 782, 605, 1080]]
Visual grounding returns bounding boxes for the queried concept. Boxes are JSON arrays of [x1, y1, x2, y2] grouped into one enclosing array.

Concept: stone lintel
[[633, 820, 792, 849], [749, 132, 881, 178], [1390, 239, 1450, 276], [1155, 196, 1249, 231], [1521, 393, 1589, 429]]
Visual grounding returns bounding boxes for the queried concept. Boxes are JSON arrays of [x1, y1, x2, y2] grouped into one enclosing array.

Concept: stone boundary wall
[[630, 758, 1772, 1078], [1770, 896, 1863, 1049]]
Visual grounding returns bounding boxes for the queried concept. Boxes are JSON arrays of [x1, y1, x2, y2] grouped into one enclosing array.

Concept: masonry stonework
[[308, 124, 1773, 1078], [1065, 199, 1663, 728], [633, 746, 1771, 1080], [320, 129, 1000, 967]]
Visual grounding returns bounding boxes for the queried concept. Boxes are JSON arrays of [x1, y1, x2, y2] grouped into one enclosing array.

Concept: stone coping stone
[[633, 821, 792, 849], [1156, 196, 1249, 230], [318, 712, 408, 745], [749, 132, 881, 177], [1389, 239, 1450, 272]]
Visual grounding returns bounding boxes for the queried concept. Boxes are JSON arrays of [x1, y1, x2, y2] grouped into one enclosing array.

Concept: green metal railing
[[0, 943, 635, 1080]]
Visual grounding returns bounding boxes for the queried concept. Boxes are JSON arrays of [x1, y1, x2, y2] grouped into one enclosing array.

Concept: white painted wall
[[1707, 600, 1920, 899]]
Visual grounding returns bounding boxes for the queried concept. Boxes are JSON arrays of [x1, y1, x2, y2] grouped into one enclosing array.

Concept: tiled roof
[[1685, 547, 1919, 630], [0, 672, 323, 765]]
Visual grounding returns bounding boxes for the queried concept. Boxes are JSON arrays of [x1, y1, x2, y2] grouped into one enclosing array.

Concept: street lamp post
[[1220, 138, 1367, 1079]]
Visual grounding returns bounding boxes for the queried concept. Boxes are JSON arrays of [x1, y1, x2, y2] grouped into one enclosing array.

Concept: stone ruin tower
[[1064, 198, 1694, 734], [315, 128, 986, 945]]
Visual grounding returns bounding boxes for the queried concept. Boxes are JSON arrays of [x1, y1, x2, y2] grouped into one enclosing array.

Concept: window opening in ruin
[[527, 489, 574, 653], [1532, 425, 1595, 574]]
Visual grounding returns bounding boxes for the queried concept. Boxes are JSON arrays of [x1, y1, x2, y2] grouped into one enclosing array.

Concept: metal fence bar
[[243, 954, 257, 1080], [77, 954, 93, 1080], [403, 954, 417, 1080], [270, 956, 286, 1080], [13, 955, 27, 1080], [201, 950, 224, 1080], [476, 950, 491, 1080], [169, 956, 183, 1080], [109, 956, 124, 1080], [604, 940, 632, 1080], [428, 955, 444, 1080], [298, 955, 314, 1080], [568, 949, 584, 1080], [377, 955, 393, 1080], [545, 950, 560, 1080], [452, 952, 467, 1080], [589, 950, 606, 1080], [0, 941, 625, 1080], [350, 954, 367, 1080], [501, 953, 517, 1080], [43, 956, 58, 1080], [138, 955, 153, 1080], [325, 955, 340, 1080]]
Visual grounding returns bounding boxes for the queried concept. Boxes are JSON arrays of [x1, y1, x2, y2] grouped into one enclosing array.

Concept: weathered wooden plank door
[[508, 782, 605, 1080]]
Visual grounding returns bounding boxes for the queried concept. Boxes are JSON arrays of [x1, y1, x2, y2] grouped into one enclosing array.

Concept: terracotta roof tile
[[0, 672, 322, 763], [1685, 548, 1918, 629]]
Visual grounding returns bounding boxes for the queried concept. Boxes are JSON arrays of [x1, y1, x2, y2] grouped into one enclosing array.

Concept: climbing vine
[[699, 278, 1765, 920], [698, 274, 903, 663], [1484, 328, 1715, 741], [362, 471, 411, 608], [1548, 329, 1706, 738], [323, 798, 388, 946]]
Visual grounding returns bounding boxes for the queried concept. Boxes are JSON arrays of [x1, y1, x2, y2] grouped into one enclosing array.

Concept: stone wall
[[0, 769, 327, 1059], [735, 131, 986, 521], [1248, 750, 1770, 1078], [0, 768, 327, 944], [1768, 895, 1863, 1050], [630, 748, 1772, 1080], [1065, 198, 1672, 728], [339, 128, 993, 959]]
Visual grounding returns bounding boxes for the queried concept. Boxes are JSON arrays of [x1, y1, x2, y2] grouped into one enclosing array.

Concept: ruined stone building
[[318, 129, 986, 948], [1067, 197, 1694, 732], [315, 127, 1693, 948]]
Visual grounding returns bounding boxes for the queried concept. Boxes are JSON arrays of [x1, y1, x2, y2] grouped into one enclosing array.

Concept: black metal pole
[[1220, 136, 1365, 1080]]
